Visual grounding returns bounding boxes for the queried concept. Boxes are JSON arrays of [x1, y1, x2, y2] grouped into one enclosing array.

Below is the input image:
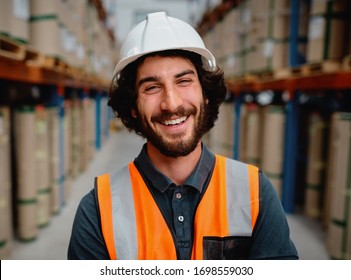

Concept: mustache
[[151, 106, 197, 123]]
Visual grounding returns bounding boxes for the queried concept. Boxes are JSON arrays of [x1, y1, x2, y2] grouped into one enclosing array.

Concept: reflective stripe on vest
[[96, 155, 259, 260]]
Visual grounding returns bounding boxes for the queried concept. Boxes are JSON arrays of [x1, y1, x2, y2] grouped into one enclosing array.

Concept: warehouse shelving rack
[[0, 51, 112, 255], [0, 53, 110, 149], [229, 65, 351, 213], [198, 0, 351, 214], [0, 0, 115, 258]]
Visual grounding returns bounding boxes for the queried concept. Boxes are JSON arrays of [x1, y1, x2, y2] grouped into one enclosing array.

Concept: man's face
[[133, 55, 208, 157]]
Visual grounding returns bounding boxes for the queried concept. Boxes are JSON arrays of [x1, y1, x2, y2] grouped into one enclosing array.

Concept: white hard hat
[[114, 11, 216, 76]]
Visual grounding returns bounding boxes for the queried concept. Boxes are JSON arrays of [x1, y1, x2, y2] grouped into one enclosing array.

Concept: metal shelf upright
[[281, 0, 302, 213]]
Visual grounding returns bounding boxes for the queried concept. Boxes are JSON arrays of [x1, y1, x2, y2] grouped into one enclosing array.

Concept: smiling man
[[67, 11, 299, 260]]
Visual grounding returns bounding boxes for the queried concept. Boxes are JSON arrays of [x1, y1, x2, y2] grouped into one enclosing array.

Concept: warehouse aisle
[[6, 129, 330, 260]]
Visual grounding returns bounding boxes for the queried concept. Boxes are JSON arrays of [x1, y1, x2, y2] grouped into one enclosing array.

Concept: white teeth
[[163, 116, 187, 126]]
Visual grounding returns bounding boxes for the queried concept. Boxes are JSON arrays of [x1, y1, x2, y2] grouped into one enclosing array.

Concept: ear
[[131, 108, 138, 118]]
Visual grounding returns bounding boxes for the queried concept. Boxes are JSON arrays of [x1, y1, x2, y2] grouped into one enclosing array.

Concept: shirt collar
[[134, 143, 215, 193]]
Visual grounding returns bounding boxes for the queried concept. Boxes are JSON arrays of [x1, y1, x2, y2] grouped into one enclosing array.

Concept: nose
[[160, 85, 183, 111]]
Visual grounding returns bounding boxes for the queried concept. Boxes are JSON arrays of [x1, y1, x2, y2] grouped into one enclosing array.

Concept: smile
[[162, 116, 187, 126]]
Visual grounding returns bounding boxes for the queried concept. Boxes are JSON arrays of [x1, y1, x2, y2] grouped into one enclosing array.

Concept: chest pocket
[[203, 236, 252, 260]]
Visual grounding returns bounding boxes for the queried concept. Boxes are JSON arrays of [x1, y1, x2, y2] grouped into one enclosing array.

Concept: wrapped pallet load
[[0, 0, 29, 60], [35, 105, 51, 227], [249, 0, 287, 72], [260, 105, 286, 198], [219, 7, 241, 78], [47, 106, 60, 214], [325, 112, 351, 260], [242, 103, 263, 166], [63, 100, 73, 203], [306, 0, 349, 63], [304, 112, 327, 219], [0, 0, 11, 37], [71, 98, 82, 178], [0, 107, 13, 258], [208, 101, 235, 158], [79, 96, 90, 172], [10, 0, 30, 44], [14, 106, 38, 241], [249, 0, 308, 73], [29, 0, 62, 58]]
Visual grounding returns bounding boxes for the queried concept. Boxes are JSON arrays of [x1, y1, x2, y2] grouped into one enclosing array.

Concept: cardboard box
[[261, 105, 286, 198], [0, 107, 12, 259], [29, 17, 61, 57], [208, 102, 235, 158], [256, 39, 289, 71], [30, 0, 59, 16], [243, 103, 262, 166], [10, 0, 30, 43], [272, 14, 290, 40], [0, 0, 12, 36], [304, 112, 327, 219], [306, 13, 347, 62], [310, 0, 348, 16], [325, 112, 351, 259], [272, 41, 290, 70]]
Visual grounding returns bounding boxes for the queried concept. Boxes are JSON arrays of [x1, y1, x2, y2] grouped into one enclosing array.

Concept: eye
[[142, 84, 161, 94], [177, 78, 192, 86]]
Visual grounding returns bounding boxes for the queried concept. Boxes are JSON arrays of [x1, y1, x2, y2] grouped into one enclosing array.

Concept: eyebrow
[[175, 69, 196, 79], [137, 76, 158, 89], [137, 69, 196, 89]]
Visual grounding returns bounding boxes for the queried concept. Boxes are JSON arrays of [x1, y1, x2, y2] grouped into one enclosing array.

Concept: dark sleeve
[[67, 189, 110, 260], [249, 170, 299, 260]]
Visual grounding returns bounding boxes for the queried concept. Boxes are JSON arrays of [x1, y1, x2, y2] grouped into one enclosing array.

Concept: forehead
[[137, 55, 196, 76]]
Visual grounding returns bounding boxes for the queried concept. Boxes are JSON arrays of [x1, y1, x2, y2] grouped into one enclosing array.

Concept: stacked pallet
[[0, 92, 111, 259], [0, 0, 114, 259], [202, 0, 351, 78], [205, 0, 309, 78], [306, 0, 349, 67], [0, 0, 116, 81], [199, 0, 351, 260], [209, 101, 286, 198]]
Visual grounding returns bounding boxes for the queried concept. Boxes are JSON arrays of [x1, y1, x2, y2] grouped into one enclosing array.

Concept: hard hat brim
[[113, 47, 216, 76]]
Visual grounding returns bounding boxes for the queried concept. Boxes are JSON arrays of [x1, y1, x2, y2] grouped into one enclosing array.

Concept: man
[[68, 11, 298, 260]]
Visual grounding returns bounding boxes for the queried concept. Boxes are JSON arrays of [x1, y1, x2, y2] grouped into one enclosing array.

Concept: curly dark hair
[[108, 49, 227, 137]]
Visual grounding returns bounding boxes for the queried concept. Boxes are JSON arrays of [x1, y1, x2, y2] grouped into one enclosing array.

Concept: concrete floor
[[5, 129, 330, 260]]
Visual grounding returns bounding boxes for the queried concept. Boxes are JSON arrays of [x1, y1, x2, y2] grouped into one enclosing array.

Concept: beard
[[138, 103, 208, 158]]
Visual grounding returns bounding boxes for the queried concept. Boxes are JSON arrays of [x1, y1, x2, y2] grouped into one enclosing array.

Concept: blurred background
[[0, 0, 350, 260]]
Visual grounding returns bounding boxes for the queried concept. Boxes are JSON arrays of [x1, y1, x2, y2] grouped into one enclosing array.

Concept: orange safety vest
[[96, 155, 259, 260]]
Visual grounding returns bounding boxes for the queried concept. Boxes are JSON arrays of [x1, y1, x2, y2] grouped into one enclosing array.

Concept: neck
[[146, 141, 202, 185]]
